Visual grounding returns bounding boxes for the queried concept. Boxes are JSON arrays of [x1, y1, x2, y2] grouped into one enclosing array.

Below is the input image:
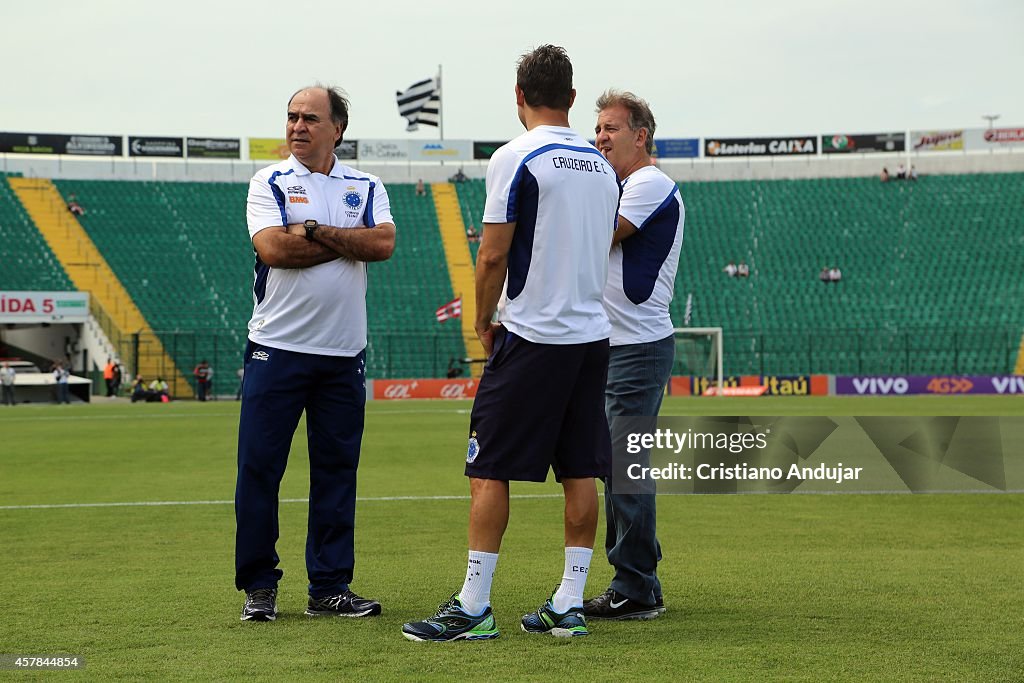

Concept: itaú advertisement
[[836, 376, 1024, 395], [670, 375, 829, 397], [371, 378, 478, 400], [0, 291, 89, 323]]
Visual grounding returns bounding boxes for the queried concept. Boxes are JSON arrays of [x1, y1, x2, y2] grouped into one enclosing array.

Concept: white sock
[[458, 550, 498, 615], [551, 546, 593, 613]]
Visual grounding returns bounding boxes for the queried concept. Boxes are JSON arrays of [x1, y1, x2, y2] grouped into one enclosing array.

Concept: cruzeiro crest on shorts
[[467, 431, 480, 464]]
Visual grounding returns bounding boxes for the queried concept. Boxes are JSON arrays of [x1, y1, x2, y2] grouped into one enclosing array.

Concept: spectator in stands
[[67, 195, 85, 217], [148, 377, 169, 402], [880, 167, 890, 183], [584, 89, 684, 621], [829, 266, 842, 283], [723, 261, 738, 277], [416, 178, 426, 197], [446, 357, 464, 378], [736, 261, 750, 277], [194, 359, 212, 401], [896, 163, 906, 180], [131, 375, 147, 403], [450, 167, 468, 183], [1, 362, 16, 406], [112, 360, 122, 396], [466, 223, 480, 243], [236, 84, 393, 623], [103, 358, 116, 397], [908, 165, 918, 181], [53, 361, 70, 404]]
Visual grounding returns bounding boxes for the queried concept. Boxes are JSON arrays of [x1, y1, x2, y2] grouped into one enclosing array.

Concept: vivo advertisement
[[835, 376, 1024, 396]]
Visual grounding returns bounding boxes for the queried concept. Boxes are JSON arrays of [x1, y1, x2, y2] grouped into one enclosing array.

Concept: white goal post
[[673, 327, 724, 395]]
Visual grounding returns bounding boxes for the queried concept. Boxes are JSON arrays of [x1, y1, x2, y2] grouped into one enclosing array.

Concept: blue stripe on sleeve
[[266, 169, 295, 225]]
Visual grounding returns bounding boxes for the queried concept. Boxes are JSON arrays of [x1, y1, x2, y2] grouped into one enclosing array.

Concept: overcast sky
[[4, 0, 1021, 142]]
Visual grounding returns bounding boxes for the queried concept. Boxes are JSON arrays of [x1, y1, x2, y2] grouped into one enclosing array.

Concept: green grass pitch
[[1, 396, 1022, 681]]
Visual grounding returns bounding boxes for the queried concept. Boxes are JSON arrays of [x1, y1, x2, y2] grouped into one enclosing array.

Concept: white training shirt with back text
[[245, 154, 393, 356], [483, 125, 619, 344], [604, 164, 685, 346]]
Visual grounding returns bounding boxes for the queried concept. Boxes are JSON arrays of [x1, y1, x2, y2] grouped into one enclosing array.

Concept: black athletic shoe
[[305, 590, 382, 617], [583, 588, 660, 621], [241, 588, 278, 622], [654, 594, 667, 615], [402, 593, 500, 642]]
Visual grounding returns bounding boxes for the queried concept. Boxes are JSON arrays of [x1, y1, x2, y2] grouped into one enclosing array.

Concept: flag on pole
[[435, 297, 462, 323], [396, 76, 440, 132]]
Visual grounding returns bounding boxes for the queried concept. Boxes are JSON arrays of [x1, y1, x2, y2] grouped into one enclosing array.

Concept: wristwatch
[[303, 219, 320, 241]]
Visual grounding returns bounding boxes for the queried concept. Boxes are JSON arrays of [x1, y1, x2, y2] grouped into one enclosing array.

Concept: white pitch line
[[2, 490, 1021, 511], [0, 493, 563, 511], [0, 407, 471, 422]]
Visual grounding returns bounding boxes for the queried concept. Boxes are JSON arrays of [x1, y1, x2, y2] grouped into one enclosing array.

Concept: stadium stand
[[9, 177, 188, 391], [454, 179, 486, 264], [0, 178, 73, 291], [430, 182, 484, 373], [675, 173, 1024, 375], [452, 175, 1023, 375], [366, 181, 465, 377], [7, 170, 1021, 386], [51, 179, 464, 383]]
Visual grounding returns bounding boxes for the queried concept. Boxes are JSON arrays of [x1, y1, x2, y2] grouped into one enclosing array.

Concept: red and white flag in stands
[[435, 297, 462, 323]]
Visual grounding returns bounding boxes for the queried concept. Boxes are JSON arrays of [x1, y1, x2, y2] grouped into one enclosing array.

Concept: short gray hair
[[288, 83, 350, 145], [595, 89, 656, 155]]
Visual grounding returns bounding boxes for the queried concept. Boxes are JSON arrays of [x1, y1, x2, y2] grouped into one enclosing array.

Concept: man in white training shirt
[[236, 85, 394, 623], [585, 90, 684, 621], [403, 45, 620, 642]]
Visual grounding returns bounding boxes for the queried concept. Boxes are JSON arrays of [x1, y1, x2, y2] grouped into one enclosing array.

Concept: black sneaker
[[305, 589, 382, 617], [583, 588, 660, 621], [654, 594, 667, 615], [402, 593, 500, 642], [241, 588, 278, 622]]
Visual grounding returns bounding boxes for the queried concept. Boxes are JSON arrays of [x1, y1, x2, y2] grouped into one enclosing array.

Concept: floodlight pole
[[982, 114, 1000, 130]]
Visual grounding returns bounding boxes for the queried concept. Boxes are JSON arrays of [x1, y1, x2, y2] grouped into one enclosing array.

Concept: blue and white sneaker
[[402, 594, 500, 642], [521, 592, 589, 638]]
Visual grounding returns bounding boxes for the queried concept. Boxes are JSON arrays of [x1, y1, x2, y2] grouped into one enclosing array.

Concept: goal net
[[673, 327, 724, 395]]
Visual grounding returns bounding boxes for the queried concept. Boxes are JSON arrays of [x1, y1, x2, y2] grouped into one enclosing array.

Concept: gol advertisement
[[372, 378, 478, 400]]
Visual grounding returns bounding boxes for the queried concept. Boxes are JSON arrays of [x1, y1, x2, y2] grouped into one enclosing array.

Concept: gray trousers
[[603, 335, 674, 604]]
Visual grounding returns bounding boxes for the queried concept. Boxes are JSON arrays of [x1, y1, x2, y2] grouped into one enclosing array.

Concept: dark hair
[[595, 90, 657, 155], [516, 45, 573, 110], [289, 84, 350, 145]]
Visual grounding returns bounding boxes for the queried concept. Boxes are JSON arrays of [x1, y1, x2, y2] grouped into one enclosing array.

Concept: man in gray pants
[[585, 90, 685, 620]]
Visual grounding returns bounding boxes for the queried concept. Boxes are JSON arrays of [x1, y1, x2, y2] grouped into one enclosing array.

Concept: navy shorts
[[465, 327, 611, 482]]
